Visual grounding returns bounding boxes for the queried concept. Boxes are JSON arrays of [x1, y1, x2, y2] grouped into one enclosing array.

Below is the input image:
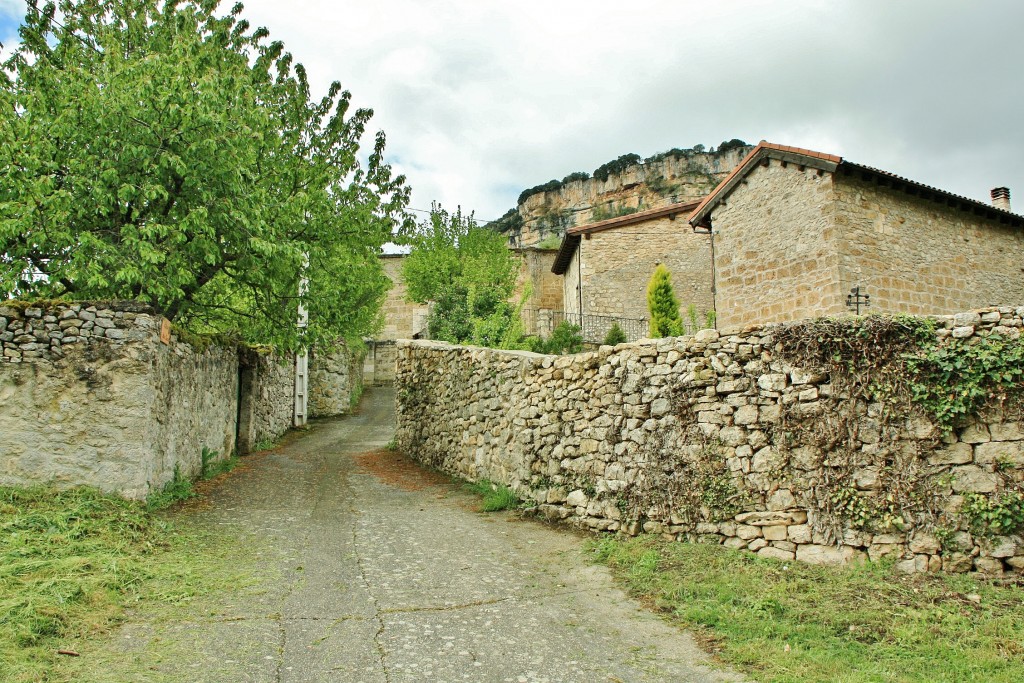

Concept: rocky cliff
[[491, 142, 754, 248]]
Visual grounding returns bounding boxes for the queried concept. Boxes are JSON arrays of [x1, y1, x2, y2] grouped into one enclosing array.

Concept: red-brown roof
[[687, 140, 1022, 229], [687, 142, 841, 226]]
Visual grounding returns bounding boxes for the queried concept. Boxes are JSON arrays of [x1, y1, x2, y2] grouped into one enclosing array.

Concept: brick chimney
[[991, 187, 1011, 212]]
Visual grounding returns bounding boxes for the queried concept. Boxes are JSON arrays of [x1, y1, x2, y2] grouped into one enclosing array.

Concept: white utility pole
[[294, 253, 309, 427]]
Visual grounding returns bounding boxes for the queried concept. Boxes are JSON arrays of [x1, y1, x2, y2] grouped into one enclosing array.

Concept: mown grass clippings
[[0, 486, 255, 683], [590, 536, 1024, 682]]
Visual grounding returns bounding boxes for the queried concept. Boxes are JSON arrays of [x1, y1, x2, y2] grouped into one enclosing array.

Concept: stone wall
[[712, 159, 842, 330], [237, 348, 294, 454], [309, 345, 364, 416], [0, 301, 238, 499], [0, 301, 356, 498], [569, 216, 713, 323], [832, 172, 1024, 314], [396, 307, 1024, 574]]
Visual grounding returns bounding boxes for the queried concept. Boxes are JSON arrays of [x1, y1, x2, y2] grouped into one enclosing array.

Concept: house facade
[[551, 200, 712, 340], [688, 143, 1024, 330]]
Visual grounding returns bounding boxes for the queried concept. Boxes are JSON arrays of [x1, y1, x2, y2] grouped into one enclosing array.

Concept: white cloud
[[12, 0, 1023, 218]]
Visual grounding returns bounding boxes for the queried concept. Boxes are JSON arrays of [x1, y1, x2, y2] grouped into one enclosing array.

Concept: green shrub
[[543, 321, 584, 354], [561, 171, 590, 184], [145, 465, 195, 511], [517, 179, 563, 205], [717, 138, 749, 154], [593, 153, 642, 182], [603, 323, 628, 346], [963, 491, 1024, 537], [536, 234, 562, 250]]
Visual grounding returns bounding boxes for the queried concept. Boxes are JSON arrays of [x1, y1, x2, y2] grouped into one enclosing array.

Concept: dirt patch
[[355, 449, 453, 491]]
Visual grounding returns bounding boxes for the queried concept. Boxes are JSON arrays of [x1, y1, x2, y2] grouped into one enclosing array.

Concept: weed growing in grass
[[464, 479, 520, 512], [251, 437, 279, 452], [145, 465, 195, 511], [201, 448, 238, 481], [590, 536, 1024, 682]]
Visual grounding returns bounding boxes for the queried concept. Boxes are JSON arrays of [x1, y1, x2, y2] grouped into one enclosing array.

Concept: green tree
[[0, 0, 410, 351], [647, 264, 683, 337], [401, 205, 525, 348]]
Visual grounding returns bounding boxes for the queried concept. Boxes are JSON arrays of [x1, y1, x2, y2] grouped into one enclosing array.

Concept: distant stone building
[[364, 255, 429, 384], [377, 254, 429, 341], [551, 200, 710, 339], [514, 247, 563, 336], [688, 143, 1024, 330]]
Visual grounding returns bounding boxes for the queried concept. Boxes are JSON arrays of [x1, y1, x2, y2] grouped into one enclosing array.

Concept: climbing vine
[[621, 428, 748, 530], [908, 332, 1024, 431], [770, 314, 1024, 539]]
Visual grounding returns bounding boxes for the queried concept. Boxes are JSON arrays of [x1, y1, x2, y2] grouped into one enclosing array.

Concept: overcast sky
[[2, 1, 1022, 222]]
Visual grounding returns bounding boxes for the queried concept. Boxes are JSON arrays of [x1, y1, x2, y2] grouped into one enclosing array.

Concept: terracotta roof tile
[[688, 140, 1022, 229]]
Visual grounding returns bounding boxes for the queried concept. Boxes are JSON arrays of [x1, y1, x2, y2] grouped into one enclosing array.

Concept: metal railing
[[529, 309, 652, 343]]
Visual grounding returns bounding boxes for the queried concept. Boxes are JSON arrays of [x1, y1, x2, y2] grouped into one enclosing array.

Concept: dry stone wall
[[0, 301, 238, 499], [396, 306, 1024, 574], [237, 348, 295, 454], [0, 300, 361, 498], [364, 341, 398, 385], [309, 345, 364, 416]]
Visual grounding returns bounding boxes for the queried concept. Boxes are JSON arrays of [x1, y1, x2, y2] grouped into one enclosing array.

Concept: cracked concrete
[[64, 387, 743, 683]]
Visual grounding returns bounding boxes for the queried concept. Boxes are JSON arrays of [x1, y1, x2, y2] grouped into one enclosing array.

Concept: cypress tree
[[647, 265, 684, 337]]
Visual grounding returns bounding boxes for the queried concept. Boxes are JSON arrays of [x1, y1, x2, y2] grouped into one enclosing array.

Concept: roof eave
[[688, 142, 840, 227], [551, 233, 581, 274], [836, 162, 1024, 228], [567, 200, 701, 237]]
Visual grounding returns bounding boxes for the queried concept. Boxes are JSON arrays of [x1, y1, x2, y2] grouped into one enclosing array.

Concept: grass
[[144, 466, 196, 511], [0, 485, 253, 683], [590, 536, 1024, 682], [464, 479, 520, 512]]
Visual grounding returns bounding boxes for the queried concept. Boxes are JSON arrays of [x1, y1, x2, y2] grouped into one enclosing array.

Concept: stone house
[[688, 142, 1024, 330], [551, 141, 1024, 334], [551, 200, 712, 340]]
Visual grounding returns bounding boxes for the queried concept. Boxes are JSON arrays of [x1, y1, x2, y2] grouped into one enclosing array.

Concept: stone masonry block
[[974, 441, 1024, 466]]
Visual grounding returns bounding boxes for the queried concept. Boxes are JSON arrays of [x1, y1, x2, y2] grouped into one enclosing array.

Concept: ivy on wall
[[770, 315, 1024, 539]]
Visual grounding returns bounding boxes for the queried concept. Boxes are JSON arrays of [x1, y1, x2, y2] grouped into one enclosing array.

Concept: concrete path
[[75, 388, 742, 683]]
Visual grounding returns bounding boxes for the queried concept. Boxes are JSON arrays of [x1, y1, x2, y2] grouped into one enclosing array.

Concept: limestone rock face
[[498, 146, 752, 248]]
